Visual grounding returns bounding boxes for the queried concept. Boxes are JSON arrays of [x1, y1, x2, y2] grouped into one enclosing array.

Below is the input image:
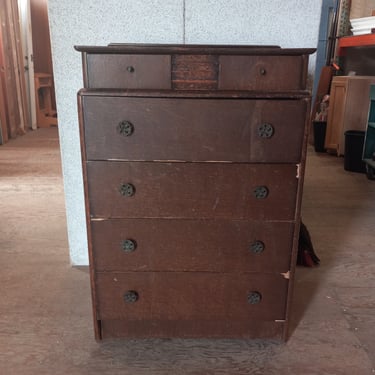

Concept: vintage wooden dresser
[[75, 44, 314, 341]]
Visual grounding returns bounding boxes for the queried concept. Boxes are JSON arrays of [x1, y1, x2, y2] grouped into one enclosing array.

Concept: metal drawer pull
[[124, 290, 139, 303], [119, 183, 135, 197], [258, 123, 274, 138], [260, 68, 266, 75], [127, 66, 135, 73], [118, 120, 134, 136], [250, 240, 265, 254], [122, 239, 137, 252], [247, 291, 262, 304], [253, 186, 268, 199]]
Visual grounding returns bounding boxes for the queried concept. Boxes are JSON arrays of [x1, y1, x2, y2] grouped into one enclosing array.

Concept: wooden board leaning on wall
[[0, 0, 29, 144]]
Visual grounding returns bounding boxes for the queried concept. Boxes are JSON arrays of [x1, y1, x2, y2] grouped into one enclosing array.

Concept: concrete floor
[[1, 128, 375, 374]]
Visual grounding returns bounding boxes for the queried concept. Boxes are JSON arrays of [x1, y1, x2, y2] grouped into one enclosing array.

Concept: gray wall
[[48, 0, 322, 265]]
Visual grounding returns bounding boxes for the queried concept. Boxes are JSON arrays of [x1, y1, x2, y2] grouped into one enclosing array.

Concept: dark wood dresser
[[75, 44, 315, 341]]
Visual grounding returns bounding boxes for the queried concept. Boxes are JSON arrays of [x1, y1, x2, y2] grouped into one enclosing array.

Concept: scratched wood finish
[[76, 44, 314, 340], [86, 161, 298, 220], [95, 272, 289, 321], [84, 54, 306, 91], [219, 55, 307, 91], [172, 54, 218, 90], [82, 96, 307, 163], [77, 44, 314, 92], [90, 219, 295, 272], [85, 54, 171, 89]]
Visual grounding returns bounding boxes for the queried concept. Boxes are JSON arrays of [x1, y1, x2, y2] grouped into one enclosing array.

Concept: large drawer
[[81, 96, 308, 163], [90, 219, 295, 273], [86, 162, 298, 220], [219, 55, 307, 91], [95, 272, 289, 321], [85, 54, 171, 89]]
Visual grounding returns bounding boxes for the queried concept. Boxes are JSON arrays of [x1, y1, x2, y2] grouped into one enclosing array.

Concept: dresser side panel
[[77, 93, 101, 340]]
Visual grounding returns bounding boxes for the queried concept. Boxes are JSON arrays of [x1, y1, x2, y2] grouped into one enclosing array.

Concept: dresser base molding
[[99, 319, 286, 340]]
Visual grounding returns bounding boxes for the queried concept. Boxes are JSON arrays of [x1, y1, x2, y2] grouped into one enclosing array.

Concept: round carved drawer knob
[[253, 186, 268, 199], [119, 183, 135, 197], [257, 123, 274, 138], [122, 239, 137, 252], [247, 291, 262, 304], [250, 240, 265, 254], [124, 290, 139, 303], [118, 120, 134, 136], [127, 66, 135, 73]]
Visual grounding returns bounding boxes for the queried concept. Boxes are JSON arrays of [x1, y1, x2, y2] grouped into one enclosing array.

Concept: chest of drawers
[[75, 44, 314, 341]]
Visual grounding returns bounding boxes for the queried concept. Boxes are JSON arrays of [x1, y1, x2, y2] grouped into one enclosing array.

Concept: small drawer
[[90, 219, 295, 273], [85, 54, 171, 89], [219, 55, 307, 91], [82, 96, 308, 163], [86, 162, 298, 220], [95, 272, 289, 321]]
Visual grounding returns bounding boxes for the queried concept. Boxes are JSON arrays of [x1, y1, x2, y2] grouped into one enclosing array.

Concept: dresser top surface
[[74, 43, 316, 56]]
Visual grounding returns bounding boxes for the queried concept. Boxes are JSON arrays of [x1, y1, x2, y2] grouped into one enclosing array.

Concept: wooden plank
[[10, 0, 29, 131], [311, 65, 333, 119], [0, 0, 20, 138], [5, 0, 26, 134], [0, 18, 9, 143], [0, 78, 8, 144], [24, 0, 37, 130]]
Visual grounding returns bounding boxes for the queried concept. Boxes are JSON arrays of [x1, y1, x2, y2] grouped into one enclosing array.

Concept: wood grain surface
[[95, 272, 288, 321], [82, 96, 307, 163], [86, 161, 298, 220], [86, 54, 171, 89], [219, 55, 306, 91], [90, 218, 294, 273]]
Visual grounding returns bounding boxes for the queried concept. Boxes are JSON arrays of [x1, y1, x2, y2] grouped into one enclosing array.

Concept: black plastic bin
[[313, 121, 327, 152], [344, 130, 366, 173]]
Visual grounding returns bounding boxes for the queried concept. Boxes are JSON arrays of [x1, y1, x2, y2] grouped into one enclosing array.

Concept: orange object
[[338, 34, 375, 55]]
